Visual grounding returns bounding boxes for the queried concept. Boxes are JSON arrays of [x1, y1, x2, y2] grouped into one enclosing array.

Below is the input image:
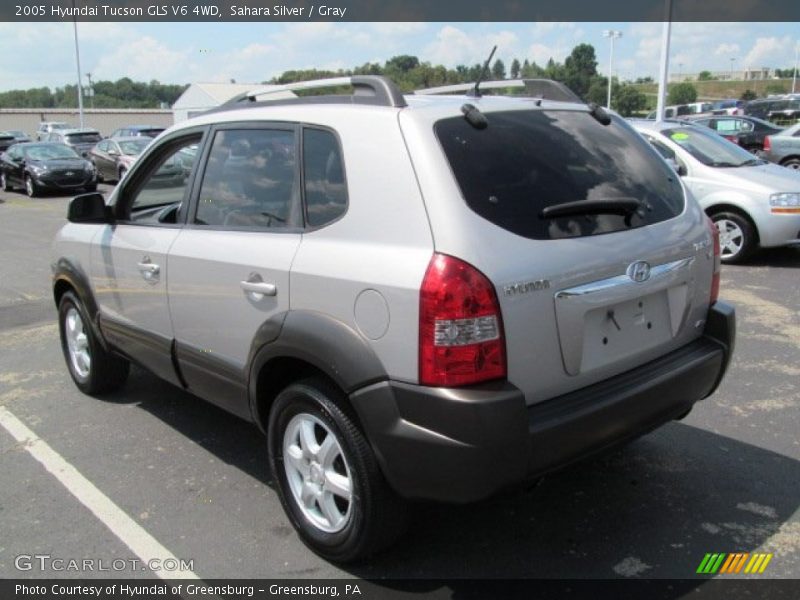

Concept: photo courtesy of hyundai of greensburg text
[[0, 1, 799, 599]]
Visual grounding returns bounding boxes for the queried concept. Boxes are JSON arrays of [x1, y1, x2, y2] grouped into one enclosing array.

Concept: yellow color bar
[[758, 554, 773, 573]]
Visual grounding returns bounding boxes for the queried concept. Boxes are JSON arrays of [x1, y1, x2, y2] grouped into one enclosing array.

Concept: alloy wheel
[[282, 412, 353, 533]]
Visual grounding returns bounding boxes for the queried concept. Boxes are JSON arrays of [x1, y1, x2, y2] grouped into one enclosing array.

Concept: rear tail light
[[419, 254, 506, 387], [723, 135, 739, 144], [706, 217, 721, 304], [763, 135, 772, 153]]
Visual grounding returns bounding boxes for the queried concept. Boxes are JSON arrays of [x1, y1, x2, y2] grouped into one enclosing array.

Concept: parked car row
[[0, 124, 166, 195], [630, 118, 800, 264]]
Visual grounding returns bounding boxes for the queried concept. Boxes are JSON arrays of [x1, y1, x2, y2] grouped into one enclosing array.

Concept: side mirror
[[67, 193, 113, 224], [665, 158, 687, 177]]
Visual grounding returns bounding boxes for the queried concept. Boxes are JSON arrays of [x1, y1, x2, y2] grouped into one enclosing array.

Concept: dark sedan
[[0, 142, 97, 197], [89, 136, 151, 182], [685, 115, 783, 153], [0, 131, 15, 152]]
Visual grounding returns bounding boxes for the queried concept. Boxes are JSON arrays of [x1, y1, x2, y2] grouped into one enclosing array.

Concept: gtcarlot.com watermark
[[15, 554, 194, 573]]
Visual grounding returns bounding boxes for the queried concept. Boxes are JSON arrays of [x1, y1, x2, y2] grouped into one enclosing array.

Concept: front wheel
[[58, 291, 130, 395], [268, 377, 407, 562], [25, 175, 39, 197], [0, 172, 12, 191], [711, 211, 756, 264]]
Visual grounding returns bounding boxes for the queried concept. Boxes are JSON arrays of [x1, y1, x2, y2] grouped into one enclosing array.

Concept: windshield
[[435, 110, 684, 240], [119, 139, 150, 155], [24, 144, 80, 160], [66, 133, 102, 144], [661, 126, 760, 167], [51, 123, 70, 130], [138, 128, 165, 137]]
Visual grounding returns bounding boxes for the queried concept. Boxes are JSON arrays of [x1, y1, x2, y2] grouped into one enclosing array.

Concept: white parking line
[[0, 405, 200, 580]]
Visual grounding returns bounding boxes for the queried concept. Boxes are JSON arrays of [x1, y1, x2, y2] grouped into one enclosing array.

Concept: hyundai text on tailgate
[[51, 76, 735, 562]]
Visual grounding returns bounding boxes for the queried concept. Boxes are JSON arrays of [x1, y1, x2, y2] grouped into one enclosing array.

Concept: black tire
[[25, 175, 39, 198], [58, 291, 130, 395], [710, 210, 756, 265], [118, 167, 127, 181], [268, 377, 407, 562], [93, 163, 104, 183], [0, 172, 12, 191], [781, 157, 800, 171]]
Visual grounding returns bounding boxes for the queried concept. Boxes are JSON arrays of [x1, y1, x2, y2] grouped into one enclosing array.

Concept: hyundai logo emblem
[[65, 171, 74, 176], [627, 261, 651, 283]]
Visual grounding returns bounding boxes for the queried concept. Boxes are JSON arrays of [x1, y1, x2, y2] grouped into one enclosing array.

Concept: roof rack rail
[[414, 79, 582, 104], [220, 75, 407, 109]]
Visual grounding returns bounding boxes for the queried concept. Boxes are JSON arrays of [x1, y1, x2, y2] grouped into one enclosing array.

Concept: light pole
[[793, 41, 799, 94], [655, 1, 673, 123], [729, 57, 736, 81], [603, 29, 622, 109], [71, 0, 84, 127]]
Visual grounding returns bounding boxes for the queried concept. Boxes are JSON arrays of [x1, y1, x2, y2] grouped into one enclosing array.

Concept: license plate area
[[553, 257, 696, 376], [580, 291, 672, 373]]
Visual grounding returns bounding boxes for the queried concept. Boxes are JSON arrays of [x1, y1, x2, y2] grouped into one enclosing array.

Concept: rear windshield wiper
[[540, 198, 643, 220]]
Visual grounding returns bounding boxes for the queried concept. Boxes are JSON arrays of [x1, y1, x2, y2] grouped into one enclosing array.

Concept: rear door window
[[302, 128, 347, 227], [435, 110, 684, 240]]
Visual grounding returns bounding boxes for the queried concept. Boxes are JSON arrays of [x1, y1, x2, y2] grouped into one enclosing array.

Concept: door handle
[[137, 257, 160, 282], [240, 280, 277, 297], [137, 262, 160, 274]]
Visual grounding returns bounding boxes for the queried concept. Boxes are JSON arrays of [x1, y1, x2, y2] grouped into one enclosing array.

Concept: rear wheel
[[268, 377, 407, 562], [25, 175, 39, 197], [0, 172, 12, 191], [58, 291, 130, 395], [710, 210, 756, 264], [781, 157, 800, 171]]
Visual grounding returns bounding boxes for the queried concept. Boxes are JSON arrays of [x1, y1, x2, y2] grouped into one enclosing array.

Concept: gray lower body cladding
[[350, 302, 735, 503]]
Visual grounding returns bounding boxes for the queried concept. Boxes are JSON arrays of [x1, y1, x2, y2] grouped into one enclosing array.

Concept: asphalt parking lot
[[0, 185, 798, 582]]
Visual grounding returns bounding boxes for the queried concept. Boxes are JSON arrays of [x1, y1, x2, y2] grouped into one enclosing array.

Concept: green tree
[[667, 82, 697, 105], [385, 55, 419, 73], [697, 71, 714, 81], [563, 43, 598, 98], [740, 89, 758, 101], [491, 59, 506, 80], [613, 85, 647, 116], [585, 76, 611, 105], [510, 58, 521, 79]]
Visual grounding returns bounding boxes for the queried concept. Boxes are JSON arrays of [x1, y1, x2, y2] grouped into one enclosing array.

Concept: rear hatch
[[401, 104, 716, 404]]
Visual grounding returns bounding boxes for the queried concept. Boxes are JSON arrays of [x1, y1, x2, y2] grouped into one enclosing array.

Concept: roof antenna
[[467, 45, 497, 98]]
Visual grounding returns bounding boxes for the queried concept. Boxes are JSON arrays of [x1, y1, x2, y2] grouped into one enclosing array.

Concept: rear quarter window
[[434, 110, 685, 240]]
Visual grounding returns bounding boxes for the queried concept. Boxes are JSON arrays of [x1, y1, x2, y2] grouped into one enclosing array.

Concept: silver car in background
[[631, 119, 800, 263], [764, 122, 800, 171]]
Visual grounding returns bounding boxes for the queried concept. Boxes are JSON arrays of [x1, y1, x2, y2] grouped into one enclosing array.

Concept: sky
[[0, 21, 797, 92]]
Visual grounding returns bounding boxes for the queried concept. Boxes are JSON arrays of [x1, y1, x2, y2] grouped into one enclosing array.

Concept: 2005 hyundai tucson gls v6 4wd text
[[52, 76, 735, 562]]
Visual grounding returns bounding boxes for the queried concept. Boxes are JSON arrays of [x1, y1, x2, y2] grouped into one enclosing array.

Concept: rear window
[[66, 133, 102, 144], [139, 129, 165, 137], [434, 110, 685, 240]]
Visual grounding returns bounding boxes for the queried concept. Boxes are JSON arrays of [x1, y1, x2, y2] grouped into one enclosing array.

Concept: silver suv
[[52, 76, 735, 562]]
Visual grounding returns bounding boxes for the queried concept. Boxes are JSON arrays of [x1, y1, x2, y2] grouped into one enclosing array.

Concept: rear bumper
[[351, 302, 735, 503]]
